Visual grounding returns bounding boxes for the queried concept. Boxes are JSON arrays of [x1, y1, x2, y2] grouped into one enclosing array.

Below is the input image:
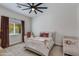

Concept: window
[[9, 23, 21, 35]]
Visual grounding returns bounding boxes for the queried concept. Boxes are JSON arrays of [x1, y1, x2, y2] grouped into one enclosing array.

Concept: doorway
[[9, 18, 22, 45]]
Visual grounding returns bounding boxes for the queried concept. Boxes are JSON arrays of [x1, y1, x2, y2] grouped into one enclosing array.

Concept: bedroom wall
[[32, 4, 77, 37], [77, 5, 79, 37]]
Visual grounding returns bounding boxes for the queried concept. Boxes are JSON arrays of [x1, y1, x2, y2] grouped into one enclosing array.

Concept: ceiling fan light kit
[[32, 8, 35, 11], [16, 3, 48, 14]]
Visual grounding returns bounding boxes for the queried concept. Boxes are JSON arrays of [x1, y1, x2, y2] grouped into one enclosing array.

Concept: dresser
[[63, 37, 79, 56]]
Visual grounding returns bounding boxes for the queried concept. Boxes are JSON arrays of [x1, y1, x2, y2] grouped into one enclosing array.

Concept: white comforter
[[25, 37, 54, 56]]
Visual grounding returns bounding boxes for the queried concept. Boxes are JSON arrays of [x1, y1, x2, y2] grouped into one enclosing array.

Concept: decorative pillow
[[25, 32, 32, 38], [40, 32, 49, 37]]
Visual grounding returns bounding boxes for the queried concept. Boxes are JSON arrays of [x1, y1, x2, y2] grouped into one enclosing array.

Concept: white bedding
[[24, 37, 54, 56]]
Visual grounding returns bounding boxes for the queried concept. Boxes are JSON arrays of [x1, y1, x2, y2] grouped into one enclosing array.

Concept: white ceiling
[[0, 3, 78, 18], [0, 3, 48, 18]]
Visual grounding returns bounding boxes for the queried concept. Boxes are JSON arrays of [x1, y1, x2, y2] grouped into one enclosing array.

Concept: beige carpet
[[0, 43, 63, 56], [49, 46, 63, 56]]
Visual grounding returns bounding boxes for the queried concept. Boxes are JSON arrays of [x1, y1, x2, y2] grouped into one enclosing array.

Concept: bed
[[24, 37, 54, 56]]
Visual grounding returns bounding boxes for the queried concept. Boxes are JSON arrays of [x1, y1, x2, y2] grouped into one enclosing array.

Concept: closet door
[[1, 16, 9, 48]]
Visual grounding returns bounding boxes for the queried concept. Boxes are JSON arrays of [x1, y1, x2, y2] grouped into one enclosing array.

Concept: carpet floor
[[0, 43, 63, 56]]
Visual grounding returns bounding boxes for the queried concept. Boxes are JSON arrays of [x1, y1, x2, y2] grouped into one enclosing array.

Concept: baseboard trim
[[64, 53, 72, 56], [64, 36, 77, 39], [54, 44, 63, 47], [9, 42, 23, 47]]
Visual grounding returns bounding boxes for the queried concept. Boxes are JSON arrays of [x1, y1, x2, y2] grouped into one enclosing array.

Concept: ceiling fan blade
[[17, 5, 21, 8], [32, 3, 34, 6], [27, 3, 31, 6], [34, 10, 37, 14], [36, 9, 43, 13], [16, 3, 29, 7], [29, 9, 32, 13], [37, 7, 47, 9], [22, 8, 30, 10], [35, 3, 43, 6]]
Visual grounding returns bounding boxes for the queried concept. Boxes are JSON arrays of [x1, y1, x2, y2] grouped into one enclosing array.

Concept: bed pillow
[[40, 32, 49, 37]]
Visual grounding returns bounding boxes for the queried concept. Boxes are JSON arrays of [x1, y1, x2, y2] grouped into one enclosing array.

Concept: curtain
[[1, 16, 9, 48], [21, 21, 25, 42], [0, 32, 1, 38]]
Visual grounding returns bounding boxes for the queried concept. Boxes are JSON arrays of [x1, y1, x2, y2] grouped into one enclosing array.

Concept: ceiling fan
[[16, 3, 48, 14]]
